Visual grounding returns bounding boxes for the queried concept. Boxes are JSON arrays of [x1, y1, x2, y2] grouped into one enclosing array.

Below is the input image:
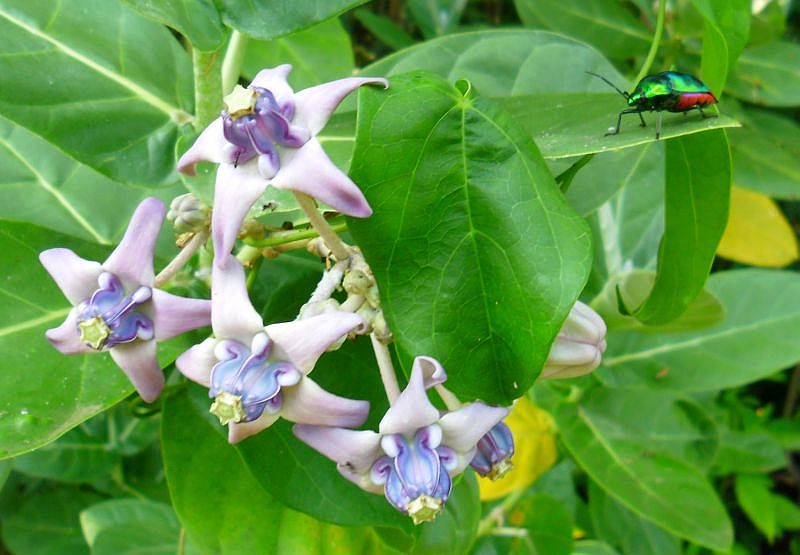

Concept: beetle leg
[[698, 107, 717, 119], [638, 112, 646, 127], [655, 111, 663, 140], [605, 109, 643, 136]]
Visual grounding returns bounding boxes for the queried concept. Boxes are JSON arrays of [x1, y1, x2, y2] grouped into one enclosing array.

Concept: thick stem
[[153, 231, 209, 288], [633, 0, 667, 86], [371, 333, 400, 404], [192, 49, 223, 131], [294, 192, 351, 261], [221, 31, 249, 94]]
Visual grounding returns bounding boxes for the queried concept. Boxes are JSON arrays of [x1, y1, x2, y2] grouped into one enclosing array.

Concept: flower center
[[375, 426, 453, 524], [208, 333, 301, 426], [209, 391, 247, 425], [76, 272, 153, 350], [221, 85, 310, 178], [224, 85, 258, 120], [405, 495, 442, 525]]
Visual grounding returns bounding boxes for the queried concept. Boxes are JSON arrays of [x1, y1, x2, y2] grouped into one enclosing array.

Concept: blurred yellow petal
[[717, 186, 799, 268], [478, 397, 557, 500]]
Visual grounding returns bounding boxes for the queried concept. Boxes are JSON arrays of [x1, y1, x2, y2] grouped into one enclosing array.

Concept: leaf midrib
[[0, 5, 188, 121]]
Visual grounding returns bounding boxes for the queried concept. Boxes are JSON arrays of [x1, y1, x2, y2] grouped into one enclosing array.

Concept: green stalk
[[222, 31, 249, 95], [192, 49, 223, 131], [245, 222, 348, 248], [633, 0, 667, 86]]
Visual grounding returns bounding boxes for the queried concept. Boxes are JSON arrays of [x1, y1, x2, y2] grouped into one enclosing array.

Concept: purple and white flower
[[294, 356, 508, 524], [540, 300, 607, 380], [40, 198, 212, 402], [176, 255, 369, 443], [177, 65, 388, 266]]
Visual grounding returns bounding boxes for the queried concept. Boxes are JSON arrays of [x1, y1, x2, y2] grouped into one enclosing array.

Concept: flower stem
[[153, 231, 209, 288], [633, 0, 667, 86], [307, 260, 348, 303], [293, 192, 352, 261], [244, 221, 348, 248], [370, 333, 400, 404], [192, 49, 223, 131], [476, 488, 526, 537], [435, 384, 462, 411], [221, 31, 249, 94]]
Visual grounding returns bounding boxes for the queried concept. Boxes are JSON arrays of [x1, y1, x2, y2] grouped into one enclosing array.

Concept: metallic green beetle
[[587, 71, 718, 139]]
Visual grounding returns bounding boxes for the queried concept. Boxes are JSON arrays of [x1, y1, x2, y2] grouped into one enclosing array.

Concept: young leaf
[[0, 0, 193, 186], [348, 72, 592, 402]]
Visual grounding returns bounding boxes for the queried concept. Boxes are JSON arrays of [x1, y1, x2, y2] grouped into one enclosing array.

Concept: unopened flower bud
[[540, 301, 607, 380], [343, 268, 373, 296], [167, 193, 210, 233], [470, 421, 514, 480]]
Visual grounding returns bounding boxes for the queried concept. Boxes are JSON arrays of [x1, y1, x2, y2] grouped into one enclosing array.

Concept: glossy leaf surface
[[120, 0, 225, 51], [349, 72, 592, 402], [0, 0, 193, 186]]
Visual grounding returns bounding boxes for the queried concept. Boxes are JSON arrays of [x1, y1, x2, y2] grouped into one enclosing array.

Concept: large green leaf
[[630, 130, 731, 324], [0, 117, 186, 246], [556, 389, 732, 550], [162, 386, 284, 554], [1, 486, 101, 555], [0, 221, 191, 459], [735, 474, 777, 542], [13, 405, 158, 483], [242, 18, 355, 90], [727, 41, 800, 107], [600, 269, 800, 391], [0, 0, 193, 186], [120, 0, 225, 51], [219, 0, 369, 40], [408, 0, 466, 38], [714, 428, 786, 475], [498, 94, 739, 159], [362, 30, 625, 98], [588, 481, 680, 555], [511, 0, 651, 60], [165, 383, 409, 532], [348, 72, 591, 402], [80, 498, 198, 555]]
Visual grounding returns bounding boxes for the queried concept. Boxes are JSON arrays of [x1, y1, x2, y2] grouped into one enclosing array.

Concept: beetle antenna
[[586, 71, 629, 99]]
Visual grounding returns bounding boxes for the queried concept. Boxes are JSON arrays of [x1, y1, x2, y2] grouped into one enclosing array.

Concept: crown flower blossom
[[540, 301, 608, 380], [39, 198, 212, 402], [177, 64, 388, 266], [294, 356, 508, 524], [176, 255, 369, 443]]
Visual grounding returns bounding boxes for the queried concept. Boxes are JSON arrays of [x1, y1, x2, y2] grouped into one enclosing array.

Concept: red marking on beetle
[[673, 92, 717, 111]]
